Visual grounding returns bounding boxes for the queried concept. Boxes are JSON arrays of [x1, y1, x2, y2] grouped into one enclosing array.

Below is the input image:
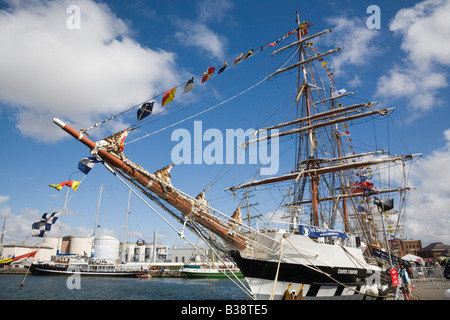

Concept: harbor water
[[0, 274, 252, 300]]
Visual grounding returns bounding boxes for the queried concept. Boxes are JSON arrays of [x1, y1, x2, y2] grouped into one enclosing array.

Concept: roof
[[418, 242, 450, 252]]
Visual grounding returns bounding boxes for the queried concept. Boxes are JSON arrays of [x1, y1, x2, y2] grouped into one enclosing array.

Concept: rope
[[126, 77, 268, 145], [269, 237, 285, 300], [104, 161, 255, 298], [191, 223, 254, 299], [81, 28, 300, 133]]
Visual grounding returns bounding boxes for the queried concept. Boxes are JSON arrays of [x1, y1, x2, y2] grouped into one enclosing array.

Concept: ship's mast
[[296, 12, 320, 227]]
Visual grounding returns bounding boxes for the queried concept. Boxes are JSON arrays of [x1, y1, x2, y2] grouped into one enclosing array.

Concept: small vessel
[[181, 264, 243, 279], [30, 256, 143, 277], [136, 273, 152, 278]]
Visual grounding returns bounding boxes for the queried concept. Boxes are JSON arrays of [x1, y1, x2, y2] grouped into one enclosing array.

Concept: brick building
[[390, 239, 422, 257]]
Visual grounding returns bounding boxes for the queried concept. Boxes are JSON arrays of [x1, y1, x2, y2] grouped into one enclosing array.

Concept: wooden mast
[[296, 12, 319, 227]]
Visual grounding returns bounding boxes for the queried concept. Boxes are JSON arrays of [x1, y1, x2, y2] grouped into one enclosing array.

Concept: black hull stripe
[[230, 250, 368, 285]]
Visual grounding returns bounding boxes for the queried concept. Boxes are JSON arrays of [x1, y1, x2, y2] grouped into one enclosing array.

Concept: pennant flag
[[78, 156, 101, 175], [49, 181, 81, 192], [243, 48, 253, 60], [321, 61, 327, 66], [0, 250, 38, 266], [31, 211, 62, 237], [162, 88, 176, 106], [201, 67, 215, 83], [266, 42, 276, 48], [232, 53, 243, 66], [183, 77, 194, 93], [218, 60, 227, 74], [137, 102, 154, 121]]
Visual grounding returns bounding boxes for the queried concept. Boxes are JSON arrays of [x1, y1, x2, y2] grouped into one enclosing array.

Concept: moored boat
[[30, 257, 143, 277], [181, 264, 243, 279]]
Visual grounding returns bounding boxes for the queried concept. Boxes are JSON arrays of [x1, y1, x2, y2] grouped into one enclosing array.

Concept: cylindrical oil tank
[[69, 237, 93, 256], [93, 236, 120, 260], [137, 245, 145, 262], [43, 237, 60, 249], [126, 244, 136, 262]]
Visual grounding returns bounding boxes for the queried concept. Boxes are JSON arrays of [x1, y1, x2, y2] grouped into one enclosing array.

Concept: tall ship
[[53, 13, 420, 300]]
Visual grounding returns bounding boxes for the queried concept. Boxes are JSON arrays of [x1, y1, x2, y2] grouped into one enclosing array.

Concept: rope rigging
[[79, 27, 304, 139]]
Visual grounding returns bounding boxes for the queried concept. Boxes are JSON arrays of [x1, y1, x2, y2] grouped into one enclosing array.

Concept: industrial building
[[1, 235, 178, 266]]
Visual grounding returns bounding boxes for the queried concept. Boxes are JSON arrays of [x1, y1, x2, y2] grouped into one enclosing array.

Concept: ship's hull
[[29, 263, 141, 277], [229, 232, 387, 300], [231, 250, 381, 300]]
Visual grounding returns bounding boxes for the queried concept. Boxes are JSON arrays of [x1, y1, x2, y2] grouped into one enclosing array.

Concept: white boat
[[181, 263, 243, 279], [30, 256, 143, 277]]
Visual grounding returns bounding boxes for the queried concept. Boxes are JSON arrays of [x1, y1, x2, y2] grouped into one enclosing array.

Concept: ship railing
[[254, 220, 358, 247]]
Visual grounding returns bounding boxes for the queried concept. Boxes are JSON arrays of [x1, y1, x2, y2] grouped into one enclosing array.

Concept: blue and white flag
[[299, 225, 349, 239], [78, 156, 101, 174], [332, 88, 347, 97], [31, 211, 62, 237], [137, 102, 154, 121]]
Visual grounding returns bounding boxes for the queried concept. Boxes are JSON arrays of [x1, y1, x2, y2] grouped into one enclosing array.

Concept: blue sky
[[0, 0, 449, 248]]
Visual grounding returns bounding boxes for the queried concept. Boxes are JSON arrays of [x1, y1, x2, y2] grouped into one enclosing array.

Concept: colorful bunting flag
[[201, 67, 215, 83], [137, 102, 154, 121], [243, 48, 253, 60], [78, 156, 101, 174], [49, 181, 81, 192], [183, 77, 194, 93], [162, 88, 176, 106], [31, 211, 61, 237], [232, 53, 243, 66], [218, 60, 227, 74], [118, 130, 128, 151]]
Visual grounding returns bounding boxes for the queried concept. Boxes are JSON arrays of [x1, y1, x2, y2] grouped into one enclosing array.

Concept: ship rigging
[[53, 12, 421, 300]]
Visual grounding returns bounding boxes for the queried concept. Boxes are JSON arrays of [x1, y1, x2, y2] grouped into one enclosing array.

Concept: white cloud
[[197, 0, 234, 24], [0, 195, 10, 204], [405, 128, 450, 245], [325, 16, 381, 75], [173, 18, 228, 61], [376, 0, 450, 120], [172, 0, 233, 62], [0, 0, 182, 142]]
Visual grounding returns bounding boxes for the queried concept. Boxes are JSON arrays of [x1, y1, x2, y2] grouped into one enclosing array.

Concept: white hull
[[232, 230, 387, 300]]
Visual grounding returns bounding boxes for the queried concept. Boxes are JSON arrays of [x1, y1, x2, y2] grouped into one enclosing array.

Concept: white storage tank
[[126, 244, 136, 262], [43, 237, 60, 249], [93, 236, 120, 261], [137, 245, 146, 262], [69, 237, 93, 256]]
